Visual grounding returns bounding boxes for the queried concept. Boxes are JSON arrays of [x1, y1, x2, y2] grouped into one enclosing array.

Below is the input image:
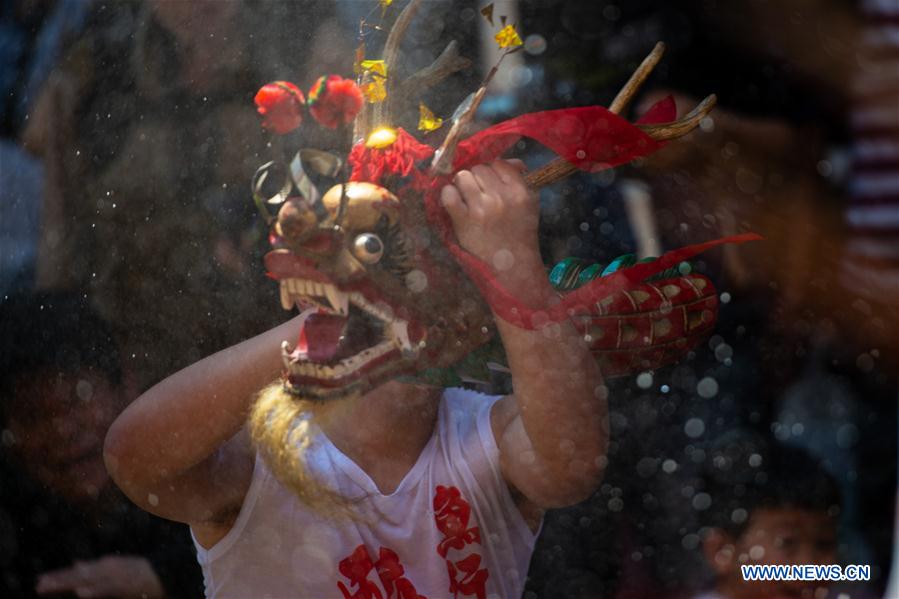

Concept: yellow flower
[[360, 60, 388, 104], [495, 24, 523, 49], [362, 78, 387, 104], [417, 103, 443, 132], [360, 60, 387, 77]]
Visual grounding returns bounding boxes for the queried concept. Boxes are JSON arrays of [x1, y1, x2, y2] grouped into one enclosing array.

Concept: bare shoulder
[[109, 425, 257, 542]]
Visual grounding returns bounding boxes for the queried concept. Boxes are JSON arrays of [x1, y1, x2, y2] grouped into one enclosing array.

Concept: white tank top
[[192, 388, 540, 598]]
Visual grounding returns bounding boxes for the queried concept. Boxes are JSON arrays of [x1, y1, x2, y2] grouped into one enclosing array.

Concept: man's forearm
[[493, 257, 608, 483], [106, 315, 298, 488], [439, 160, 608, 504]]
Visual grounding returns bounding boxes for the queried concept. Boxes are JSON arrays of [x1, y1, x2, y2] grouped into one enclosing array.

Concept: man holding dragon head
[[106, 2, 757, 596]]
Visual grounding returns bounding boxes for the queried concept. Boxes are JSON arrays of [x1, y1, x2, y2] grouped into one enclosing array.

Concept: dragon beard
[[248, 382, 361, 519]]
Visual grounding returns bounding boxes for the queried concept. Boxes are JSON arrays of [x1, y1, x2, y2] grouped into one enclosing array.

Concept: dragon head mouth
[[268, 245, 430, 400], [280, 277, 424, 398]]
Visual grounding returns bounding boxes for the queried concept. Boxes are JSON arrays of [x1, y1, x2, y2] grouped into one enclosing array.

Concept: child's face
[[6, 369, 122, 503], [711, 507, 837, 599]]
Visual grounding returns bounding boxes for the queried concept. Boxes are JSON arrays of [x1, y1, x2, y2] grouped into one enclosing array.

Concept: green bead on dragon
[[550, 254, 694, 292]]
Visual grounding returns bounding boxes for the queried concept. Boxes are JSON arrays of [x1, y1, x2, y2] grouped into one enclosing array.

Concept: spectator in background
[[0, 291, 203, 597], [0, 0, 90, 295], [841, 0, 899, 592], [841, 0, 899, 333], [25, 0, 278, 393], [695, 435, 842, 599], [632, 0, 897, 588], [24, 0, 357, 393]]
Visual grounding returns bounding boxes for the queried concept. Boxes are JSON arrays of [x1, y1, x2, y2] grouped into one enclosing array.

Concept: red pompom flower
[[348, 128, 434, 188], [308, 75, 364, 129], [254, 81, 305, 134]]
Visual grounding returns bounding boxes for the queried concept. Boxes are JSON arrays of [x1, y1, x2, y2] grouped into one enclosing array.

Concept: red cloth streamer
[[636, 94, 677, 125], [422, 104, 761, 329], [452, 105, 668, 172], [447, 230, 761, 329]]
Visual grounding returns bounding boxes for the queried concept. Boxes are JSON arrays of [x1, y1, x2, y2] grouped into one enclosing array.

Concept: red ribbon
[[636, 94, 677, 125], [452, 104, 668, 172], [445, 231, 762, 329], [422, 103, 761, 330]]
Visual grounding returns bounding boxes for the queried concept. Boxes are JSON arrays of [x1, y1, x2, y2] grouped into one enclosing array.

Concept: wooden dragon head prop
[[252, 0, 759, 400]]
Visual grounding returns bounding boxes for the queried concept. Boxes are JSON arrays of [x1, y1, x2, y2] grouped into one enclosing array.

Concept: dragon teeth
[[277, 278, 355, 316], [285, 340, 399, 379], [388, 321, 415, 355], [324, 284, 349, 316], [280, 281, 292, 310], [280, 340, 292, 368], [349, 292, 392, 322], [279, 279, 418, 379]]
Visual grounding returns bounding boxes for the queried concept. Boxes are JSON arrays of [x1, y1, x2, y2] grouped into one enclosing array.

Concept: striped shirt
[[841, 0, 899, 300]]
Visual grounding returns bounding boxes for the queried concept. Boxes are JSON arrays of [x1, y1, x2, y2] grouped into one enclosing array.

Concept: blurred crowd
[[1, 0, 896, 598]]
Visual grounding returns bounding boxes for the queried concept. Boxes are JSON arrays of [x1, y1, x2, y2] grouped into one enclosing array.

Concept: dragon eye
[[352, 233, 384, 264]]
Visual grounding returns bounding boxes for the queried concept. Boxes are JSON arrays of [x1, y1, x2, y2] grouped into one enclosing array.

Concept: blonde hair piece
[[248, 382, 361, 521]]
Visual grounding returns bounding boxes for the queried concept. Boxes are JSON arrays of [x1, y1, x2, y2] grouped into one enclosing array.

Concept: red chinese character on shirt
[[338, 544, 426, 599], [375, 547, 427, 599], [338, 545, 383, 599], [433, 485, 482, 557], [446, 554, 489, 599], [432, 485, 490, 598]]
